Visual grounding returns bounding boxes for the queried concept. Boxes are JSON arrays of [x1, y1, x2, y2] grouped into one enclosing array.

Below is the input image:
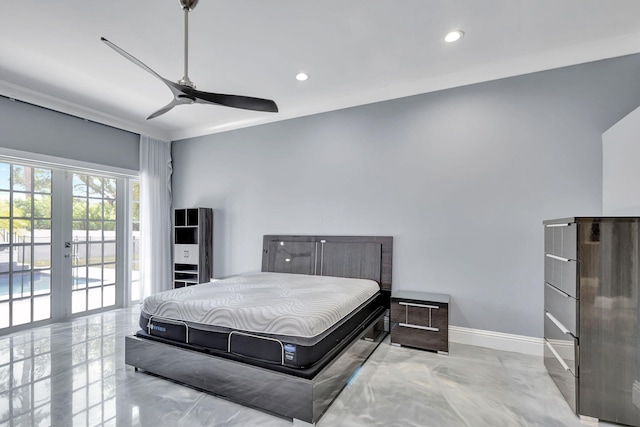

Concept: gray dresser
[[544, 217, 640, 425]]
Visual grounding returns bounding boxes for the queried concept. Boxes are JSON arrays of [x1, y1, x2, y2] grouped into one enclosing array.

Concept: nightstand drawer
[[390, 301, 447, 330], [391, 320, 448, 352], [390, 292, 450, 353]]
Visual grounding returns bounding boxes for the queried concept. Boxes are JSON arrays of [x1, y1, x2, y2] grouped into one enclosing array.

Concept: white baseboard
[[449, 326, 543, 357]]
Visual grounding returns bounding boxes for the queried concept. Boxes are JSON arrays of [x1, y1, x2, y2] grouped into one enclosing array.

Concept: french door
[[0, 160, 132, 334]]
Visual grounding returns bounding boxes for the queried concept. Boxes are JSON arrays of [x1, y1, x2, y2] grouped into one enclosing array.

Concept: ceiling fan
[[101, 0, 278, 120]]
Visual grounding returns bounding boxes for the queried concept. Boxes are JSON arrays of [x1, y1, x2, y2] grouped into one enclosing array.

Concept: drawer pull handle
[[399, 323, 439, 332], [545, 340, 570, 371], [545, 254, 572, 263], [546, 223, 571, 228], [399, 302, 439, 309], [545, 282, 570, 298], [545, 311, 575, 337], [398, 301, 440, 331]]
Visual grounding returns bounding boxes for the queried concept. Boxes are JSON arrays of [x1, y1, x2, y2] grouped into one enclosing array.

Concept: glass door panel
[[0, 162, 53, 329], [70, 174, 118, 315]]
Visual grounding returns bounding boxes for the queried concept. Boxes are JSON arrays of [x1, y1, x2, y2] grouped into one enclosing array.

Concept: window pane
[[73, 267, 86, 290], [88, 266, 101, 288], [34, 194, 51, 218], [132, 201, 139, 222], [12, 298, 31, 326], [12, 165, 31, 192], [88, 243, 102, 265], [0, 191, 9, 217], [87, 288, 101, 310], [72, 290, 86, 314], [73, 221, 87, 242], [33, 295, 51, 322], [34, 245, 51, 269], [12, 193, 32, 218], [0, 273, 8, 301], [88, 177, 102, 198], [88, 199, 102, 221], [103, 286, 115, 307], [33, 270, 51, 295], [73, 198, 87, 220], [0, 302, 8, 328], [104, 200, 116, 221], [0, 163, 10, 190], [13, 219, 32, 244], [104, 243, 115, 264], [104, 178, 116, 199], [73, 175, 87, 197], [0, 247, 8, 273], [0, 219, 8, 244], [13, 245, 31, 271], [33, 169, 51, 193], [103, 264, 115, 286], [88, 221, 102, 232], [12, 272, 31, 298], [34, 220, 51, 244]]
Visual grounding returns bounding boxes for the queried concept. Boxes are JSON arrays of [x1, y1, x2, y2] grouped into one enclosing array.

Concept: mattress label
[[150, 323, 167, 333], [284, 343, 297, 363]]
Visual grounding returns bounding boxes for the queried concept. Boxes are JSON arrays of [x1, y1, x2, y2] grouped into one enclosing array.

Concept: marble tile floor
[[0, 306, 615, 427]]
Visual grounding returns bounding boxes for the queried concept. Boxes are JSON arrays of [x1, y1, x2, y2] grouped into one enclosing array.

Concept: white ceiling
[[1, 0, 640, 141]]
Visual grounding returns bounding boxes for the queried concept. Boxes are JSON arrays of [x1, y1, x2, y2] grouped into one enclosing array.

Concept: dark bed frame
[[125, 235, 393, 425]]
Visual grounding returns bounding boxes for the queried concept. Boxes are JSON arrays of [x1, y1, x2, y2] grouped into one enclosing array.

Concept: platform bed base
[[125, 313, 386, 424]]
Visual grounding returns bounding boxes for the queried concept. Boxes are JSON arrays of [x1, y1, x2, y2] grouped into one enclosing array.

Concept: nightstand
[[390, 290, 450, 354]]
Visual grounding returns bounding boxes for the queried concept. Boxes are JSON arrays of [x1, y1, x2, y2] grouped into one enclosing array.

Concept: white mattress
[[142, 272, 380, 338]]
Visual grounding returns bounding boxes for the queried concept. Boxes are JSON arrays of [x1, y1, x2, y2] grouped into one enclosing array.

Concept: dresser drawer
[[390, 300, 448, 352], [545, 223, 577, 261], [544, 338, 578, 413], [544, 312, 577, 375], [544, 255, 578, 298], [544, 283, 578, 336]]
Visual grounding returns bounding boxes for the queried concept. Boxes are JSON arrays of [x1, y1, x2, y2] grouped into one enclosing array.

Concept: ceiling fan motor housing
[[179, 0, 198, 11]]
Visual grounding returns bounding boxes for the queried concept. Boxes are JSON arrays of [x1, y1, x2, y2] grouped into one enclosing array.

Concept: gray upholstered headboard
[[261, 235, 392, 292]]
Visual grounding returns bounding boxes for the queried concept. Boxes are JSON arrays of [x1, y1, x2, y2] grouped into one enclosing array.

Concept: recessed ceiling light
[[296, 72, 309, 81], [444, 30, 464, 43]]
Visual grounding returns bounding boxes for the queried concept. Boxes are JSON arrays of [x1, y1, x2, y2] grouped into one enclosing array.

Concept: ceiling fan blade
[[101, 37, 180, 90], [192, 89, 279, 113], [146, 99, 181, 120]]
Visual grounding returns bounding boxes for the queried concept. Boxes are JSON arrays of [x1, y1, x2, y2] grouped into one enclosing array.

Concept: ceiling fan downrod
[[178, 0, 199, 88]]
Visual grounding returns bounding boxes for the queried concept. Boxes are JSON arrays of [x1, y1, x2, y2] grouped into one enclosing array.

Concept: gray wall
[[603, 105, 640, 215], [172, 54, 640, 338], [0, 96, 139, 171]]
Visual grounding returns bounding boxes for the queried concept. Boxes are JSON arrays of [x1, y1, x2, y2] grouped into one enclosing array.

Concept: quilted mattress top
[[142, 272, 379, 338]]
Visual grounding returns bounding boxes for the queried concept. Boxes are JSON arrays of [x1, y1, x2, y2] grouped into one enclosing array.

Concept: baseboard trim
[[449, 326, 543, 357]]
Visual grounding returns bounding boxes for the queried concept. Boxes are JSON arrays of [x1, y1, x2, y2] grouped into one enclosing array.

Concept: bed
[[125, 235, 393, 425]]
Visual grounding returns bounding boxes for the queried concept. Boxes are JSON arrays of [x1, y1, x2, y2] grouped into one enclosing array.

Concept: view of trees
[[0, 165, 120, 242]]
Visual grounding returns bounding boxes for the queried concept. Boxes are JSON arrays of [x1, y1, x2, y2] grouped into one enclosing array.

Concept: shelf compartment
[[175, 227, 198, 245], [187, 209, 199, 226], [175, 263, 198, 272], [175, 210, 186, 227]]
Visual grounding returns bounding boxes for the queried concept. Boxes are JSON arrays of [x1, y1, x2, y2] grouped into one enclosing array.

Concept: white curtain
[[139, 135, 173, 299]]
